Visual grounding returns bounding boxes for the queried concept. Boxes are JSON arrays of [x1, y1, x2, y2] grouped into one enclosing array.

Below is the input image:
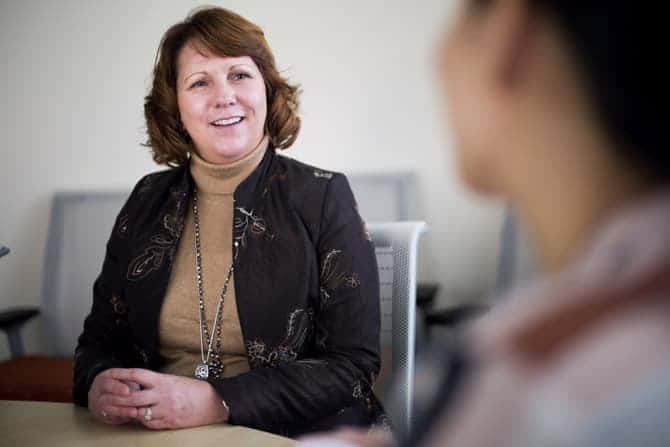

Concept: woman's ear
[[485, 0, 535, 90]]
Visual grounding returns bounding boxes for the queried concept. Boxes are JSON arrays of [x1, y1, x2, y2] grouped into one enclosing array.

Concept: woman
[[301, 0, 669, 446], [73, 7, 383, 437]]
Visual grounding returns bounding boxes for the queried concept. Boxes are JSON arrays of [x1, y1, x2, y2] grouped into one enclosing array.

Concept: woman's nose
[[214, 82, 236, 108]]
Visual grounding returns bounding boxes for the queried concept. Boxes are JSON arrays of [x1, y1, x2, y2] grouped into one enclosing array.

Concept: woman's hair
[[144, 7, 301, 166], [473, 0, 666, 181]]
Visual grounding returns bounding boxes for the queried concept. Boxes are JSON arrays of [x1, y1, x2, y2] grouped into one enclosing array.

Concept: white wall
[[0, 0, 504, 356]]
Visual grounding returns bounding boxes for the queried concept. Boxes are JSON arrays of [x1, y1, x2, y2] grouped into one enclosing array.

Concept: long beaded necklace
[[192, 188, 234, 380]]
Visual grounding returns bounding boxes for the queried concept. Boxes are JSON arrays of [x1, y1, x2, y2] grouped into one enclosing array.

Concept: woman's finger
[[135, 406, 165, 427], [104, 403, 139, 419], [105, 368, 158, 388], [98, 378, 131, 396], [108, 389, 158, 408], [120, 379, 142, 392]]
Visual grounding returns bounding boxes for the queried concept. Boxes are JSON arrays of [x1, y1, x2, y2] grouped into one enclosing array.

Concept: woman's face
[[438, 1, 507, 194], [176, 41, 267, 165]]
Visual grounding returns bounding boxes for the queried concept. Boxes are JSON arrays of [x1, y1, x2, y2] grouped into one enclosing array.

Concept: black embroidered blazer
[[72, 148, 384, 436]]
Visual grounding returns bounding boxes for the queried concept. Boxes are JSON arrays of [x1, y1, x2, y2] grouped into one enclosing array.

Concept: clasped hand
[[88, 368, 228, 429]]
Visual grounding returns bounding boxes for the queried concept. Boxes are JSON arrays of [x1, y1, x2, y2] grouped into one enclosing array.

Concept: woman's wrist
[[202, 381, 230, 423]]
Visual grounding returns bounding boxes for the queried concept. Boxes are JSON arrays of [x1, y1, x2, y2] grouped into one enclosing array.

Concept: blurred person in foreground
[[73, 6, 383, 436], [299, 0, 668, 445]]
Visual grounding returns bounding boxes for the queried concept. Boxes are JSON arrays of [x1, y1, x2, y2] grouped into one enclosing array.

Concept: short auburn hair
[[144, 7, 301, 166]]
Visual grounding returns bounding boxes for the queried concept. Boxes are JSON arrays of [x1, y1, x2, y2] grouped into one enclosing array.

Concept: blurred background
[[0, 0, 505, 358]]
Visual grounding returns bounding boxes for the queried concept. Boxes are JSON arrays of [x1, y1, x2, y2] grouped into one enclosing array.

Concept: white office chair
[[368, 221, 427, 437]]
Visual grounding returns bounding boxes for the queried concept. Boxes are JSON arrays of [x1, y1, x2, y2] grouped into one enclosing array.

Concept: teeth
[[213, 117, 243, 126]]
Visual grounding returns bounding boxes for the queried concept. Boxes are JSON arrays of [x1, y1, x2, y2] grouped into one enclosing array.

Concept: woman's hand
[[88, 370, 141, 425], [103, 368, 229, 429]]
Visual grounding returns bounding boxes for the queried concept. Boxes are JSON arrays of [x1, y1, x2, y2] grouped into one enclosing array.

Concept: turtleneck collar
[[189, 135, 269, 195]]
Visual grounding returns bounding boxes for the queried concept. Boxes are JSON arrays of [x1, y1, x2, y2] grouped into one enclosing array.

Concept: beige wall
[[0, 0, 504, 357]]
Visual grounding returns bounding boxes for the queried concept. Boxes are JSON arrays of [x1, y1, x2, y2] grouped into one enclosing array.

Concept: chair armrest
[[0, 307, 40, 332], [417, 282, 440, 310], [0, 307, 40, 358]]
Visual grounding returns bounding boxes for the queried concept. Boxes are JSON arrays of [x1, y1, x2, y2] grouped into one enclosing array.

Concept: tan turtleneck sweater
[[159, 137, 268, 379]]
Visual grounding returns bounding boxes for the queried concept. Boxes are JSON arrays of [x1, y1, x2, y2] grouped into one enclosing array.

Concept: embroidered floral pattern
[[116, 214, 129, 239], [320, 249, 361, 308], [127, 188, 186, 281], [246, 308, 314, 368], [110, 294, 128, 327], [345, 273, 361, 289], [110, 294, 127, 315], [233, 207, 273, 258], [313, 170, 333, 179], [352, 380, 363, 399], [127, 245, 168, 280], [352, 378, 378, 412]]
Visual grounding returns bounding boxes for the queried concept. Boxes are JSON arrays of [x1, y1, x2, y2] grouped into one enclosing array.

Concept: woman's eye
[[189, 79, 207, 89], [231, 72, 251, 81]]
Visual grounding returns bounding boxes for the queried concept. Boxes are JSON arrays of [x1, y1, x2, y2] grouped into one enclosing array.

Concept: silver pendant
[[195, 363, 209, 380]]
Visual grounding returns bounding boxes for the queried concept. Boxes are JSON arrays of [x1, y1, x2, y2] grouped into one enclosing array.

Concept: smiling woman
[[144, 7, 300, 167], [176, 47, 268, 165], [73, 6, 384, 438]]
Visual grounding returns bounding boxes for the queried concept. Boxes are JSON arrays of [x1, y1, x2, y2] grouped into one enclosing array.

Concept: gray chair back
[[41, 192, 128, 356], [347, 173, 416, 222]]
